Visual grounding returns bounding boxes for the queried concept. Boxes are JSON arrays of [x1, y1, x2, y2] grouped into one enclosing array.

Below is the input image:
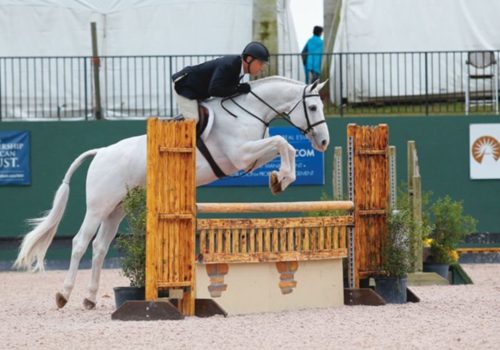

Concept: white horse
[[14, 76, 329, 309]]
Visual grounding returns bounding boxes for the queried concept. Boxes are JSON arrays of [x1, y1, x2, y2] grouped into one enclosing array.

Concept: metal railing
[[1, 50, 499, 120], [330, 50, 500, 116]]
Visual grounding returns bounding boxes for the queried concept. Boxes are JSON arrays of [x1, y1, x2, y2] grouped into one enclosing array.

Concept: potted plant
[[374, 208, 412, 304], [113, 187, 146, 308], [423, 195, 477, 280]]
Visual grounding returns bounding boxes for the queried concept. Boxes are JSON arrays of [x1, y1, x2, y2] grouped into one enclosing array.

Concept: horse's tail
[[13, 148, 101, 272]]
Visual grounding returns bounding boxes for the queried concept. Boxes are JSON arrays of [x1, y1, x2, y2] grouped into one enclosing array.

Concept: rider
[[171, 41, 270, 123]]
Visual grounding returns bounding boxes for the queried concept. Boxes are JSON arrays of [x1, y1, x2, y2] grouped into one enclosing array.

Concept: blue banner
[[207, 127, 324, 187], [0, 131, 30, 185]]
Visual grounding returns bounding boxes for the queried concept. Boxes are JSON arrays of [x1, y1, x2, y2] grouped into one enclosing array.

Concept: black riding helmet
[[242, 42, 270, 62]]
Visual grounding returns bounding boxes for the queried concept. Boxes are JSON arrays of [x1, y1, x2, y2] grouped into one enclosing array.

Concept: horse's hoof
[[269, 172, 282, 195], [55, 292, 67, 309], [83, 298, 96, 310]]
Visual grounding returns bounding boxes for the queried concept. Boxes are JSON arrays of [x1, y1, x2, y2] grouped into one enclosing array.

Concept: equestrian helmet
[[242, 42, 270, 62]]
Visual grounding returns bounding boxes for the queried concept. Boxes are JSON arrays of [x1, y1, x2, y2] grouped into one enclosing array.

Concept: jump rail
[[197, 200, 354, 213]]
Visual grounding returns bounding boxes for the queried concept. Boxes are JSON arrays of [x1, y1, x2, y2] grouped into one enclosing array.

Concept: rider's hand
[[236, 83, 251, 94]]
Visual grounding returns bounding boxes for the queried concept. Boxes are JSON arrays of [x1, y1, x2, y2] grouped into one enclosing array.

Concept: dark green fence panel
[[1, 115, 499, 247]]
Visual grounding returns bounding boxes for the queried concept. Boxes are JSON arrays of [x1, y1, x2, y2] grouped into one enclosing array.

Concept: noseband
[[221, 85, 326, 135]]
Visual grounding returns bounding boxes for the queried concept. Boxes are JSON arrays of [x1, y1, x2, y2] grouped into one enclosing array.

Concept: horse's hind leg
[[55, 211, 102, 308], [83, 206, 125, 309]]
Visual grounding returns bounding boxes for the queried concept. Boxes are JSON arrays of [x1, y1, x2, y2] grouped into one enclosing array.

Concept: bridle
[[221, 84, 326, 135]]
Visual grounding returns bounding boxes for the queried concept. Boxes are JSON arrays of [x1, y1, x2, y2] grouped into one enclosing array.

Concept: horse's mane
[[206, 75, 305, 105], [249, 76, 305, 88]]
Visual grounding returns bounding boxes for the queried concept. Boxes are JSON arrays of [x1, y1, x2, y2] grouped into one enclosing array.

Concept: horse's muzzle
[[310, 133, 329, 152]]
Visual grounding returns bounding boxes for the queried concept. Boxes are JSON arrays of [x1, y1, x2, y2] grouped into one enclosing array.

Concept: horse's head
[[289, 79, 330, 152], [237, 76, 330, 152]]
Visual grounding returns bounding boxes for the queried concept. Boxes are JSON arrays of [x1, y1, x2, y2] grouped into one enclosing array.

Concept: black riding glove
[[235, 83, 251, 94]]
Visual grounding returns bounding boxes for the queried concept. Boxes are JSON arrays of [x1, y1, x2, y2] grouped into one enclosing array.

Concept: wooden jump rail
[[197, 201, 355, 213], [197, 201, 353, 265], [456, 247, 500, 254], [111, 119, 391, 320], [198, 215, 351, 263]]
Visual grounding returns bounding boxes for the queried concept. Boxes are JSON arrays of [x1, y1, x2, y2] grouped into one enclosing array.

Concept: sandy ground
[[1, 264, 499, 350]]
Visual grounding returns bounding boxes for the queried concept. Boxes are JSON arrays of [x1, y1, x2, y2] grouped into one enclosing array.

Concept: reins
[[220, 84, 326, 135]]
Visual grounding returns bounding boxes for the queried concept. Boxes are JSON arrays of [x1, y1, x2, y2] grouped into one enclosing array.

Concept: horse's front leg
[[232, 136, 296, 194]]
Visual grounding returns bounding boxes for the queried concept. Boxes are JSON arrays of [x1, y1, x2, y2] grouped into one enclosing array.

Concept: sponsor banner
[[470, 124, 500, 179], [207, 127, 324, 186], [0, 131, 30, 185]]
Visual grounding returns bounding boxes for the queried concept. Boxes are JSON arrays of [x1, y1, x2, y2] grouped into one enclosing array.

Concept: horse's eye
[[308, 105, 317, 112]]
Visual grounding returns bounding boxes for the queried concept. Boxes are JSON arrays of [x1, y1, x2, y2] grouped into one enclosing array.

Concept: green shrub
[[428, 195, 477, 264], [382, 208, 412, 277], [115, 187, 147, 287], [381, 183, 433, 277], [395, 184, 433, 271]]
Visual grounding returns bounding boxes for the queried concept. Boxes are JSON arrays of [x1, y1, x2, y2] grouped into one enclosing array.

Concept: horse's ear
[[316, 79, 328, 91], [309, 79, 319, 92]]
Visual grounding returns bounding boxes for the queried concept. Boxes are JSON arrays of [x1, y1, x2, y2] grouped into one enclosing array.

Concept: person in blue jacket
[[172, 42, 269, 123], [301, 26, 324, 83]]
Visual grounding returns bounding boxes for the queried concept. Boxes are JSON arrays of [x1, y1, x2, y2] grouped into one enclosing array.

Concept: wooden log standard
[[347, 123, 389, 288], [197, 201, 354, 214], [145, 118, 197, 317]]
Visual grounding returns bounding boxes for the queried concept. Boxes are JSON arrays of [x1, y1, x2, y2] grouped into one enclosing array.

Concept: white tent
[[0, 0, 299, 119], [277, 0, 303, 80], [0, 0, 255, 56], [330, 0, 500, 105]]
